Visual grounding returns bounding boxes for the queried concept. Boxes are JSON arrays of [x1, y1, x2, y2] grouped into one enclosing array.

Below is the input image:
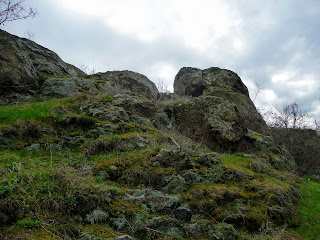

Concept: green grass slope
[[0, 94, 315, 240]]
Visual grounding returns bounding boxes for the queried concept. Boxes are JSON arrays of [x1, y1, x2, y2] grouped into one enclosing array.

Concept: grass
[[0, 98, 64, 125], [294, 177, 320, 239]]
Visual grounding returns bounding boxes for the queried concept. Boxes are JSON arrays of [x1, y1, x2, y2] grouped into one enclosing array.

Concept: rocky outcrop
[[173, 67, 268, 134], [165, 96, 253, 152], [0, 30, 85, 95], [89, 71, 159, 99], [174, 67, 249, 97]]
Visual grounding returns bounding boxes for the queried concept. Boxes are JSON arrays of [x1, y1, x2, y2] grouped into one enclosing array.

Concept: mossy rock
[[167, 95, 252, 152]]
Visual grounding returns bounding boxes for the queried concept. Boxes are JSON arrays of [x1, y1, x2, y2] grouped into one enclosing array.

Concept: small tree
[[267, 102, 310, 129], [24, 30, 34, 40], [0, 0, 37, 26], [252, 81, 264, 102]]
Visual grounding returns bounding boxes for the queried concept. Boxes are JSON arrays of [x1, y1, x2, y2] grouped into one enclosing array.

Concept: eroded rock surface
[[0, 30, 85, 96], [174, 67, 249, 97], [165, 96, 251, 152], [90, 71, 159, 99], [173, 66, 268, 133]]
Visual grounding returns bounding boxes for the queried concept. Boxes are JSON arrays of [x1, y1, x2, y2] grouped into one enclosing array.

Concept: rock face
[[165, 96, 251, 152], [89, 71, 159, 99], [40, 78, 105, 99], [173, 67, 268, 134], [0, 30, 85, 94], [174, 67, 249, 97]]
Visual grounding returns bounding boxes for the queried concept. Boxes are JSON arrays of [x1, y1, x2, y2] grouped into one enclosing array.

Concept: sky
[[2, 0, 320, 120]]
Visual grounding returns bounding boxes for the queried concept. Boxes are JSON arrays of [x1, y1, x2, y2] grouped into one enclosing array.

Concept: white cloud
[[58, 0, 243, 53], [311, 101, 320, 117], [144, 63, 178, 92], [271, 69, 318, 98]]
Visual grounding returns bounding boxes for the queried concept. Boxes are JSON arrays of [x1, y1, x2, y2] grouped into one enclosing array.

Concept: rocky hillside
[[0, 30, 312, 240]]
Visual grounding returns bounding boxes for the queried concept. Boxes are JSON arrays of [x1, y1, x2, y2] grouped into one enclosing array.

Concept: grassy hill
[[0, 93, 318, 240]]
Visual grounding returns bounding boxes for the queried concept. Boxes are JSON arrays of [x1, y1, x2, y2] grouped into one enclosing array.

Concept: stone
[[174, 205, 192, 222], [193, 152, 221, 167], [0, 30, 85, 97], [174, 67, 249, 97], [162, 175, 188, 193], [90, 70, 159, 99], [90, 106, 130, 123], [173, 67, 268, 134], [151, 149, 195, 170], [111, 94, 156, 118], [182, 171, 203, 184], [123, 189, 180, 214]]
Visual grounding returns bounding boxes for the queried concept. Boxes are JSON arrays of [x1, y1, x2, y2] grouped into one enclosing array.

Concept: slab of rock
[[40, 77, 104, 99], [0, 30, 85, 96], [90, 70, 159, 99]]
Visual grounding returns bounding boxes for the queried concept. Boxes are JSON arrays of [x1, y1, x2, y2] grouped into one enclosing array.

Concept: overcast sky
[[2, 0, 320, 120]]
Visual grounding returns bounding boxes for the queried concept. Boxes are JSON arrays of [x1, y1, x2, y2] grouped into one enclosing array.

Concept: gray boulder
[[162, 175, 188, 193], [173, 67, 268, 134], [0, 30, 85, 96], [174, 67, 249, 97], [90, 70, 159, 99]]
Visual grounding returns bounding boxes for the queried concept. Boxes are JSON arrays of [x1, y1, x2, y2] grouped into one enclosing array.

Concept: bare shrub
[[264, 102, 320, 175]]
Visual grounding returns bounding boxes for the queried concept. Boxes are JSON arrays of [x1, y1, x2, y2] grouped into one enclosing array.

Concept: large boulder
[[165, 96, 254, 152], [173, 67, 268, 134], [89, 71, 159, 99], [174, 67, 249, 97], [0, 30, 85, 96]]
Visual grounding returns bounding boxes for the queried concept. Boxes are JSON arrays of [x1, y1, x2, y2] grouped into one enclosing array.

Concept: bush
[[17, 218, 40, 229]]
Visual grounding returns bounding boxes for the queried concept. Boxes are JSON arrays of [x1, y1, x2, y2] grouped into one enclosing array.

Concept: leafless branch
[[0, 0, 38, 26]]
